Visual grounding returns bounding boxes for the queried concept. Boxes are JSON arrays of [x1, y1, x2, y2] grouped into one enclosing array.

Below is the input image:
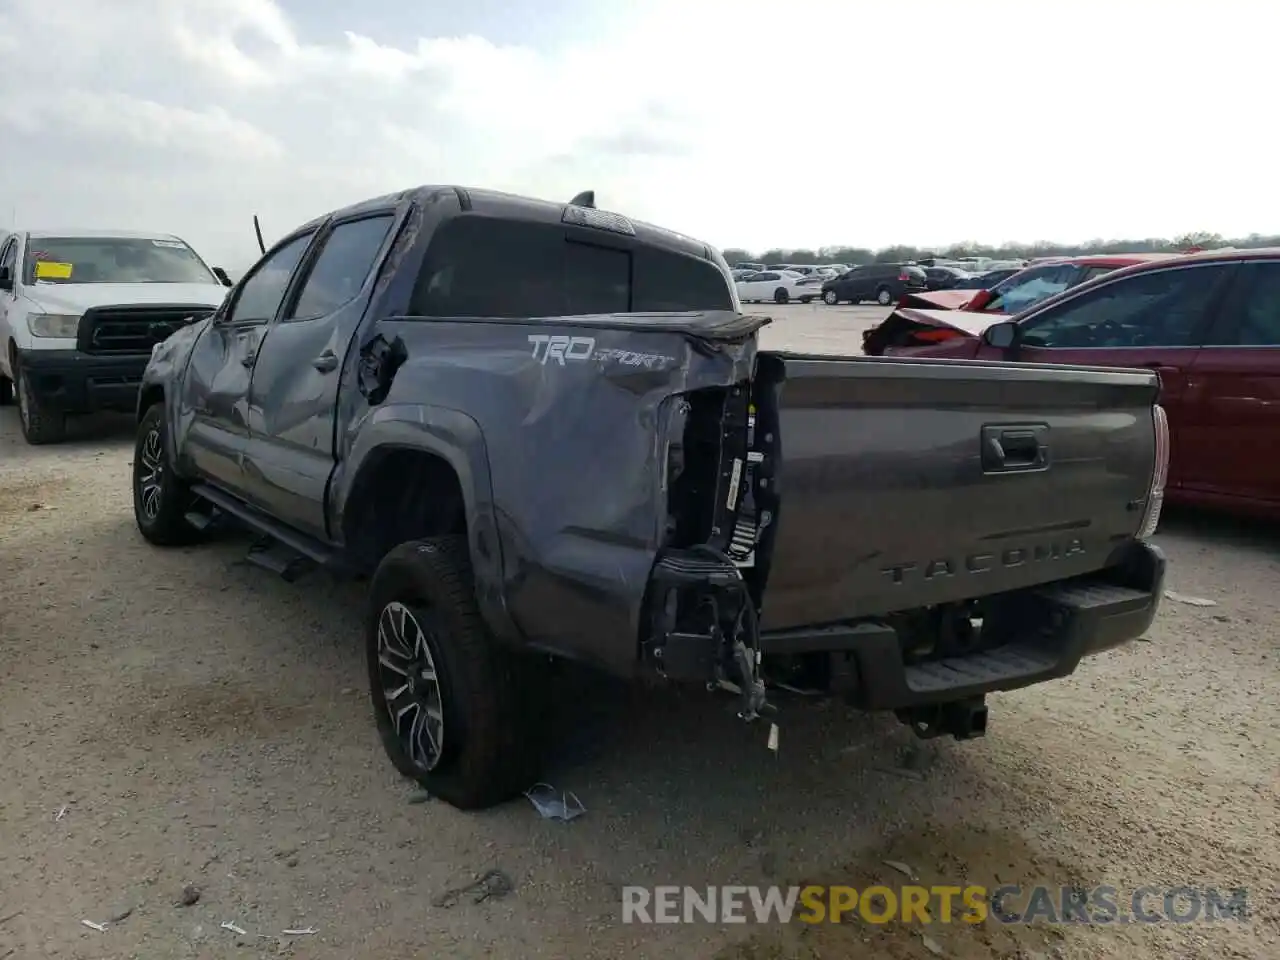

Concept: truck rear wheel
[[133, 403, 202, 545], [0, 373, 12, 406], [366, 537, 542, 810]]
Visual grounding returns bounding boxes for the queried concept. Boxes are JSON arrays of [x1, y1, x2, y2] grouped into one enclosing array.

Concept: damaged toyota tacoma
[[131, 185, 1169, 810]]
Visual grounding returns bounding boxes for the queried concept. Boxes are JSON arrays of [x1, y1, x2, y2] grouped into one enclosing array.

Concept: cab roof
[[304, 185, 715, 263]]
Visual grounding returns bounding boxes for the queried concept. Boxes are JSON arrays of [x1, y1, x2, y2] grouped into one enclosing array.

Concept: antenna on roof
[[569, 190, 595, 209], [252, 214, 266, 255]]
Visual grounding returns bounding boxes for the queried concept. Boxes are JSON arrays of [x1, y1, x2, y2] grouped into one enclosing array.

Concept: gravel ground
[[1, 306, 1277, 959]]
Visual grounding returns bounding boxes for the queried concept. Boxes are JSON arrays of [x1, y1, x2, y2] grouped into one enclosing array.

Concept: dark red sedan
[[886, 248, 1280, 521]]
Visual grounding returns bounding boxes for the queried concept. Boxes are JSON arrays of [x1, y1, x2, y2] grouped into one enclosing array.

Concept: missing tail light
[[1137, 404, 1169, 539]]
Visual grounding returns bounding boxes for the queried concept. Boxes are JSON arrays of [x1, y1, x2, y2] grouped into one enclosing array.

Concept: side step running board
[[190, 483, 349, 578]]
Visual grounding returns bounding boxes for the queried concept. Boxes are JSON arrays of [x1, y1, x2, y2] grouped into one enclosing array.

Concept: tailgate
[[757, 353, 1160, 632]]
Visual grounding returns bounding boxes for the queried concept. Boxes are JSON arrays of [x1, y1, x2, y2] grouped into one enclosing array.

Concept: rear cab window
[[409, 215, 735, 318]]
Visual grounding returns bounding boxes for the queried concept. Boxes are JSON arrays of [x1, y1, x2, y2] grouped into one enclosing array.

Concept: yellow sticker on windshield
[[35, 261, 73, 279]]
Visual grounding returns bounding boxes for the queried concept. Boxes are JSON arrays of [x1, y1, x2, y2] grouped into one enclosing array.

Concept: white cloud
[[0, 0, 1275, 271]]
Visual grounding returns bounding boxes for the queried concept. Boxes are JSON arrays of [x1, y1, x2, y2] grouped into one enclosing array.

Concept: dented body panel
[[331, 316, 757, 675]]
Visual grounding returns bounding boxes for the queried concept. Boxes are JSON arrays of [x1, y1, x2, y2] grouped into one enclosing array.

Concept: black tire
[[367, 537, 543, 810], [773, 287, 790, 304], [133, 403, 202, 545], [822, 290, 839, 305], [876, 287, 893, 306], [13, 354, 66, 444], [0, 373, 12, 406]]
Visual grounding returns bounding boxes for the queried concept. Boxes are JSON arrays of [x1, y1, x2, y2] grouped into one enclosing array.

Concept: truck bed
[[756, 352, 1160, 632]]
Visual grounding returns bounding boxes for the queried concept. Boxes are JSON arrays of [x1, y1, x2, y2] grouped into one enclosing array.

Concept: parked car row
[[865, 246, 1280, 521]]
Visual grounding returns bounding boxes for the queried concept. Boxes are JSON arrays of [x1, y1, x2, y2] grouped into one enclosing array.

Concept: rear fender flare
[[332, 404, 517, 642]]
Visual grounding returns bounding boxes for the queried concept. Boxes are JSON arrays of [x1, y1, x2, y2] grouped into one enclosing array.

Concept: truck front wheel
[[133, 403, 202, 545], [366, 537, 543, 810], [14, 355, 66, 444]]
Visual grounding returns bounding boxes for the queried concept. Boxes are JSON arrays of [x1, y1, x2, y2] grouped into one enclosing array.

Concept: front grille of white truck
[[77, 305, 215, 356]]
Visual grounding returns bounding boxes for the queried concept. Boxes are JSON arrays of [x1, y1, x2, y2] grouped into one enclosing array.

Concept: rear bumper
[[761, 541, 1166, 710], [17, 348, 145, 414]]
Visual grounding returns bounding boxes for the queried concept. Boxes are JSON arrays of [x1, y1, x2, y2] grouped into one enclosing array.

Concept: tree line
[[721, 231, 1279, 268]]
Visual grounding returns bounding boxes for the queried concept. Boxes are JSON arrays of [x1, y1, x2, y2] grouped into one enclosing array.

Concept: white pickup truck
[[0, 229, 233, 444]]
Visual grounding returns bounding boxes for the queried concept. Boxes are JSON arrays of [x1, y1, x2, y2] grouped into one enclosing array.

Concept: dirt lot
[[1, 305, 1277, 959]]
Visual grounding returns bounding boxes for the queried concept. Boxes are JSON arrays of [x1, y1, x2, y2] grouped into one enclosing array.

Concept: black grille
[[77, 304, 216, 356]]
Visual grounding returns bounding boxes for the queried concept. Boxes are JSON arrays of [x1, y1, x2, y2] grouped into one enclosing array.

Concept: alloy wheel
[[137, 427, 165, 520], [376, 600, 446, 772]]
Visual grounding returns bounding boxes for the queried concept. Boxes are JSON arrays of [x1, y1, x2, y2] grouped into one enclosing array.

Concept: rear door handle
[[312, 350, 339, 373]]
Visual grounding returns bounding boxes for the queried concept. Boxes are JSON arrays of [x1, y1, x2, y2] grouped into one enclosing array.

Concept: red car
[[880, 254, 1178, 349], [883, 248, 1280, 521]]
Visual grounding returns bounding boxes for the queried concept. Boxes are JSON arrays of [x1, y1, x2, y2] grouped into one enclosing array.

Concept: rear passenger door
[[1181, 259, 1280, 506], [242, 208, 403, 539]]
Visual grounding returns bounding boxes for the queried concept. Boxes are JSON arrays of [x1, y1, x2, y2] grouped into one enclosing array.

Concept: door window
[[409, 217, 733, 318], [286, 215, 395, 321], [226, 233, 313, 324], [1201, 260, 1280, 346], [0, 238, 16, 276], [1017, 264, 1229, 349]]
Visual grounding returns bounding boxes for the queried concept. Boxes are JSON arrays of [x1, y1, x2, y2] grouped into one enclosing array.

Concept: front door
[[1181, 258, 1280, 507], [241, 210, 401, 540], [974, 261, 1237, 491], [176, 231, 315, 493]]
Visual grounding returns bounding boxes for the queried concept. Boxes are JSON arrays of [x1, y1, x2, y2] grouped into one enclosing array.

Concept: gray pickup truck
[[132, 186, 1169, 809]]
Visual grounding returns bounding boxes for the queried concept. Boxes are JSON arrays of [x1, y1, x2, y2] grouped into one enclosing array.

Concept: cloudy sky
[[0, 0, 1270, 270]]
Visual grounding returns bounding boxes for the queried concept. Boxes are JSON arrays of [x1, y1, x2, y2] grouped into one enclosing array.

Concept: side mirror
[[212, 266, 233, 287], [0, 266, 11, 291], [982, 321, 1019, 350]]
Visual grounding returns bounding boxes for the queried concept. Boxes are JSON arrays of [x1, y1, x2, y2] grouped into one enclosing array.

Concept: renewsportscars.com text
[[621, 884, 1249, 925]]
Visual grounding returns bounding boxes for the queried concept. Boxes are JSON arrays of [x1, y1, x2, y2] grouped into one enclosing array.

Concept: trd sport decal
[[527, 334, 674, 370]]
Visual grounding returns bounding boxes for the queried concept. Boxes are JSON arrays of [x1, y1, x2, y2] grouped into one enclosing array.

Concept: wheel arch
[[332, 407, 518, 644]]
